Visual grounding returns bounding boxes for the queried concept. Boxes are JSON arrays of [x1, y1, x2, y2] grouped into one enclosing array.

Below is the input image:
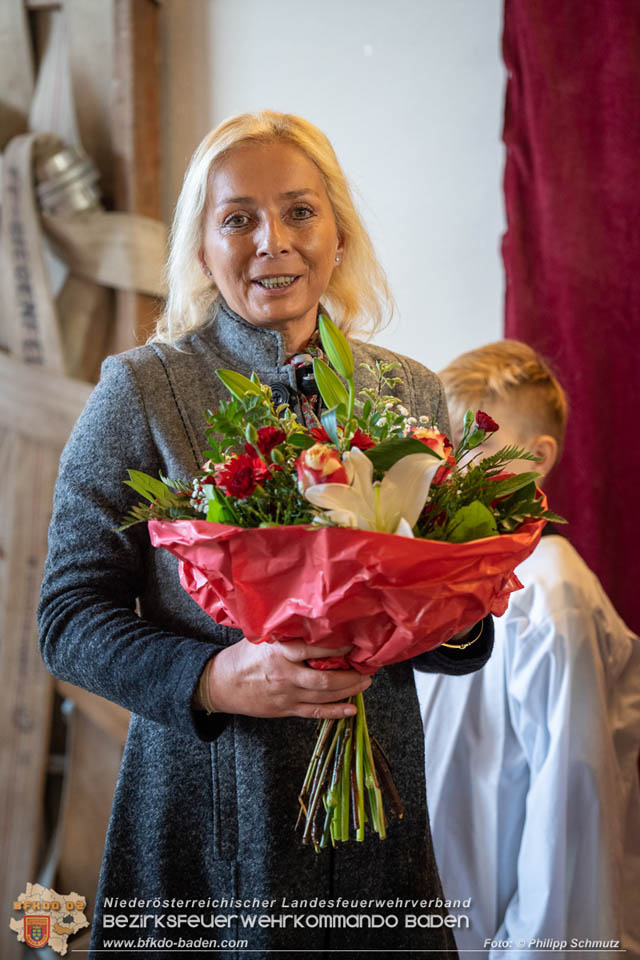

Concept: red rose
[[214, 454, 270, 498], [295, 443, 349, 492], [410, 427, 452, 459], [256, 426, 286, 456], [475, 410, 499, 433]]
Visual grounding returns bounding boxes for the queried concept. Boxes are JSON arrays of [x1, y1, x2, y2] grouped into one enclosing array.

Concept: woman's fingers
[[274, 639, 353, 663], [206, 638, 372, 719], [288, 669, 371, 703], [294, 700, 360, 720], [287, 661, 371, 698]]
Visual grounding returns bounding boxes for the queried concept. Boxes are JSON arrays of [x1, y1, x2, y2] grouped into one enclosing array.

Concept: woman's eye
[[223, 213, 250, 228], [290, 206, 314, 220]]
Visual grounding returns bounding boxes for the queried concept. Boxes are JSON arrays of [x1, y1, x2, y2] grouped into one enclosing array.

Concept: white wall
[[165, 0, 505, 372]]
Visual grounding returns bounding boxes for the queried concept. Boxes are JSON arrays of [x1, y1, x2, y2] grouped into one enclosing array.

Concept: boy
[[415, 340, 640, 958]]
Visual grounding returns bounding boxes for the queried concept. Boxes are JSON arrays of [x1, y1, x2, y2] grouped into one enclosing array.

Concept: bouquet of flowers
[[122, 316, 563, 851]]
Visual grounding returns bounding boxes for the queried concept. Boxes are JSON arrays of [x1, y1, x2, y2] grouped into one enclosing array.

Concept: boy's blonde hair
[[153, 110, 394, 344], [439, 340, 568, 456]]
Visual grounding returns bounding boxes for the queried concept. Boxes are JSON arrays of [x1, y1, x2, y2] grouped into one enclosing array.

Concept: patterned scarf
[[284, 329, 327, 429]]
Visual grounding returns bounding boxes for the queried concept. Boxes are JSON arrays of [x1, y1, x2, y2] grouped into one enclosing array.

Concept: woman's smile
[[252, 273, 300, 290], [200, 140, 343, 351]]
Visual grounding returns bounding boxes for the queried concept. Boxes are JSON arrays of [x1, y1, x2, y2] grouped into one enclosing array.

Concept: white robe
[[415, 535, 640, 959]]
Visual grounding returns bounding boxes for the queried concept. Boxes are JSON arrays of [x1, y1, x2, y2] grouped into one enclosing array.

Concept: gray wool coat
[[38, 300, 493, 959]]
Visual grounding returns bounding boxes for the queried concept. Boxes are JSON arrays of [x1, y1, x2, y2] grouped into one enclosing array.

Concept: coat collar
[[199, 297, 295, 374]]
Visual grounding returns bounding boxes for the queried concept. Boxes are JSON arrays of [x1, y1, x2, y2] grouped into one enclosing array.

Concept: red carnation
[[215, 454, 270, 499], [310, 426, 374, 450], [256, 426, 286, 456], [432, 453, 457, 485], [475, 410, 499, 433], [349, 429, 375, 451], [310, 426, 330, 443]]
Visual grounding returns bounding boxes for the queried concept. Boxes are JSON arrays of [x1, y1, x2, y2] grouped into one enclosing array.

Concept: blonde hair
[[439, 340, 568, 455], [153, 110, 394, 343]]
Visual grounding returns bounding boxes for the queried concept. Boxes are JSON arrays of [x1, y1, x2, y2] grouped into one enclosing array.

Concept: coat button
[[295, 363, 317, 396], [269, 381, 292, 406]]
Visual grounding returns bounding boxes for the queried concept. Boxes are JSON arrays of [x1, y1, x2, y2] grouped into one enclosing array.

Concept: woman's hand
[[204, 638, 371, 719]]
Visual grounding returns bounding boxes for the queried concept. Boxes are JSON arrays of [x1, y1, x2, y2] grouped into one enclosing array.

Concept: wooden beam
[[112, 0, 164, 350], [55, 702, 125, 947], [0, 432, 59, 959], [24, 1, 62, 10], [0, 352, 92, 446], [56, 681, 130, 747]]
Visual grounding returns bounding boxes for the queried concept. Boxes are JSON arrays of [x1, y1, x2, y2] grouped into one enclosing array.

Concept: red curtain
[[502, 0, 640, 632]]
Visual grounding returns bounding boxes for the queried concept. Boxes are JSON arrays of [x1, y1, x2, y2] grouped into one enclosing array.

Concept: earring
[[335, 256, 340, 263]]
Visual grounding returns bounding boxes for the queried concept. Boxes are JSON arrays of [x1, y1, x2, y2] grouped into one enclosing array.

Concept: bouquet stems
[[297, 692, 403, 851]]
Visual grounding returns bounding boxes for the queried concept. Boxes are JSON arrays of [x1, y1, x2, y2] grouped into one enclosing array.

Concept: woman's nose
[[256, 215, 290, 257]]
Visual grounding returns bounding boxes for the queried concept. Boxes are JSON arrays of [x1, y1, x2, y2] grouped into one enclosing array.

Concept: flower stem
[[296, 690, 403, 849], [347, 380, 355, 423], [363, 717, 386, 839], [355, 692, 366, 841], [301, 723, 340, 847], [340, 718, 354, 841], [297, 718, 333, 825], [371, 737, 405, 822]]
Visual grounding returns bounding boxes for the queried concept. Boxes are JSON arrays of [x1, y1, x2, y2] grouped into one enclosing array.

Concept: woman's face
[[200, 141, 344, 348]]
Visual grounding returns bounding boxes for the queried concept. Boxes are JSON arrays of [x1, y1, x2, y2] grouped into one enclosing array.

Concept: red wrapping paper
[[148, 516, 545, 675]]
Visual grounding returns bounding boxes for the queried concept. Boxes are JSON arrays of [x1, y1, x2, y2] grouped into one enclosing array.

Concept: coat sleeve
[[489, 606, 622, 954], [411, 616, 494, 675], [37, 354, 228, 742], [403, 355, 452, 439]]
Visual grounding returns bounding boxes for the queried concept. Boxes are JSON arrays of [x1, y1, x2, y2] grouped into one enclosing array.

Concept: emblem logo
[[24, 915, 51, 947], [10, 883, 88, 955]]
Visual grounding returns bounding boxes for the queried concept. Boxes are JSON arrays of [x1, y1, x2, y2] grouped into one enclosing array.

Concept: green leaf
[[476, 444, 540, 470], [216, 369, 261, 400], [320, 406, 341, 447], [288, 432, 315, 449], [488, 473, 541, 501], [124, 470, 171, 502], [203, 484, 234, 523], [542, 510, 568, 524], [448, 501, 498, 543], [206, 497, 227, 523], [466, 430, 486, 449], [318, 314, 354, 379], [365, 437, 441, 472], [312, 357, 349, 411]]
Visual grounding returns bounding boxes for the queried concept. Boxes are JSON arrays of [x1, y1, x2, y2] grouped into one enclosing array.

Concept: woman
[[38, 111, 493, 958]]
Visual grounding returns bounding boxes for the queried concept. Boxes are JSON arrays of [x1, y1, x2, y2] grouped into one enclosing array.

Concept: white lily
[[303, 446, 441, 537]]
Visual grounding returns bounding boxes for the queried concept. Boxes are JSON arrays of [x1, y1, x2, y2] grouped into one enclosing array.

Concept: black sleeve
[[412, 615, 494, 675]]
